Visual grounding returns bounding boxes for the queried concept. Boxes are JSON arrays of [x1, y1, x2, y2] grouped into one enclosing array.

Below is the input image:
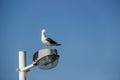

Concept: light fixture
[[33, 49, 59, 70]]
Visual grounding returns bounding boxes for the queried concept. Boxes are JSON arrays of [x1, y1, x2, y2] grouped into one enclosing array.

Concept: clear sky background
[[0, 0, 120, 80]]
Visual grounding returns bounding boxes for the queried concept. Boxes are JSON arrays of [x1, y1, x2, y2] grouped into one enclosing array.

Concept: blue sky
[[0, 0, 120, 80]]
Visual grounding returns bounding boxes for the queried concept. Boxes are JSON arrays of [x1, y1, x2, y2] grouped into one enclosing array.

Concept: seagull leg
[[46, 46, 48, 49], [46, 46, 51, 49]]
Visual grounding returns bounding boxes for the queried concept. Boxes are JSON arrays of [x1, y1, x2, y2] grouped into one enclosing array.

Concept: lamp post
[[16, 49, 59, 80]]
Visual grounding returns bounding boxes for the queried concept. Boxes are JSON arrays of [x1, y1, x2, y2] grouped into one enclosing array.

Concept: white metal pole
[[19, 51, 26, 80]]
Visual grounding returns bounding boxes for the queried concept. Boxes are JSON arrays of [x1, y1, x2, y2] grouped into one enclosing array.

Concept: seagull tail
[[56, 44, 61, 46]]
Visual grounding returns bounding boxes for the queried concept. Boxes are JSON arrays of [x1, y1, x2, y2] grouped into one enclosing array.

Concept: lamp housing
[[33, 49, 59, 70]]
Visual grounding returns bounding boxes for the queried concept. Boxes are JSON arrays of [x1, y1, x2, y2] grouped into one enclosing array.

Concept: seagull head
[[42, 29, 46, 33]]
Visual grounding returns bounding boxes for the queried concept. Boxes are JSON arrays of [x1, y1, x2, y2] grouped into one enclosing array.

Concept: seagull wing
[[46, 37, 58, 44]]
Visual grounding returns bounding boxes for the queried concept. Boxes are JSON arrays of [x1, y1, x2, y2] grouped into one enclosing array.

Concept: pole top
[[19, 51, 26, 54]]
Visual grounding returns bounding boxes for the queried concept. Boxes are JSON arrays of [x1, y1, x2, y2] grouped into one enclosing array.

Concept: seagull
[[41, 29, 61, 48]]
